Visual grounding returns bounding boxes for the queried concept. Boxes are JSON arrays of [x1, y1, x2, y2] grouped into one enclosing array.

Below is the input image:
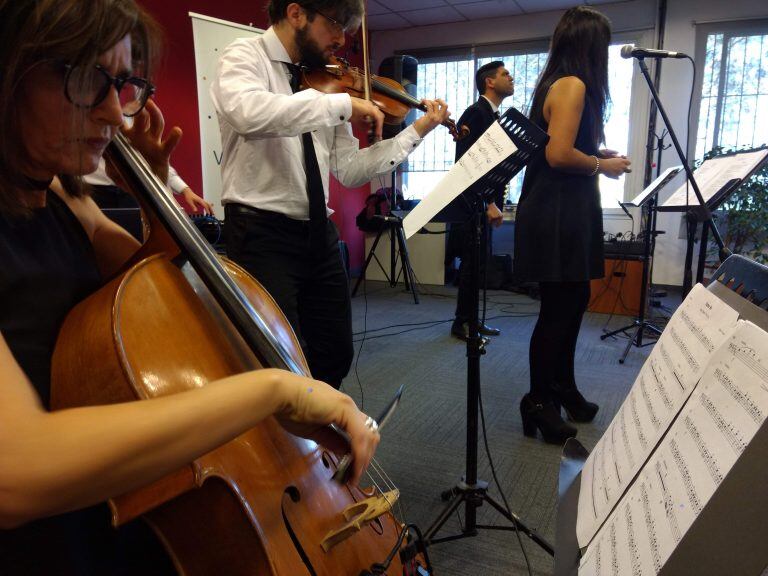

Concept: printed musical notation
[[402, 121, 517, 238], [576, 285, 739, 549], [579, 320, 768, 576]]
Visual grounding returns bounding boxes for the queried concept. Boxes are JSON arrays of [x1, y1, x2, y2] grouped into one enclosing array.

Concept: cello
[[49, 133, 425, 575]]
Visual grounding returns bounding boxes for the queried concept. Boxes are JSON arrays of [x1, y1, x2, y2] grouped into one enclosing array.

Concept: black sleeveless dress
[[514, 81, 604, 283], [0, 192, 174, 574]]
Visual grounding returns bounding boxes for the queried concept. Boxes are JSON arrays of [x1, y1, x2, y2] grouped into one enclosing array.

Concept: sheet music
[[579, 320, 768, 575], [661, 149, 768, 208], [576, 284, 739, 547], [627, 166, 682, 207], [402, 122, 517, 238]]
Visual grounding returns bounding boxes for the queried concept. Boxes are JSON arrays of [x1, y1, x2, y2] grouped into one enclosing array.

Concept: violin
[[301, 56, 469, 141]]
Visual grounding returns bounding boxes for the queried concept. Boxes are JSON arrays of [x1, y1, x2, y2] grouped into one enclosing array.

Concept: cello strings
[[366, 458, 408, 525]]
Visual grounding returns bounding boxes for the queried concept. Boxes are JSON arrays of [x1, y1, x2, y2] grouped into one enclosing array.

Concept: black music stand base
[[600, 194, 665, 363], [351, 215, 419, 304], [424, 479, 554, 555], [602, 319, 663, 364]]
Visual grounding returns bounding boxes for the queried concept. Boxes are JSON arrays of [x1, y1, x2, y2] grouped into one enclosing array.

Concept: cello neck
[[105, 133, 304, 375]]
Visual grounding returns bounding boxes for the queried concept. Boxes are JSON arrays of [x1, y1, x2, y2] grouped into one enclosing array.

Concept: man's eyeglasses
[[63, 64, 155, 117], [312, 9, 354, 35]]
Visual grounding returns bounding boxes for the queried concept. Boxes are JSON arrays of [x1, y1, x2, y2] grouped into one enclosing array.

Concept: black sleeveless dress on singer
[[0, 191, 174, 575], [513, 83, 605, 283]]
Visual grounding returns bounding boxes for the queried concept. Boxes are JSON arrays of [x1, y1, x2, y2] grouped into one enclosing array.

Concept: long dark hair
[[529, 6, 611, 147], [0, 0, 161, 218]]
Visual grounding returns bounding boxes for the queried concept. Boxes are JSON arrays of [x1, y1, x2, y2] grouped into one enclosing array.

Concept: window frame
[[688, 18, 768, 162]]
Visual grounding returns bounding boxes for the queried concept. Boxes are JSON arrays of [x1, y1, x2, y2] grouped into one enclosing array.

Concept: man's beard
[[296, 25, 330, 68]]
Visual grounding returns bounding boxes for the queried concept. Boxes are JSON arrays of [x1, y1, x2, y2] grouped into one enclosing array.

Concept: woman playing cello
[[0, 1, 379, 573]]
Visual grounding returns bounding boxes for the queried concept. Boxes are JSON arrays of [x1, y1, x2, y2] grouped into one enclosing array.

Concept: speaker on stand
[[378, 55, 419, 141], [352, 56, 421, 301]]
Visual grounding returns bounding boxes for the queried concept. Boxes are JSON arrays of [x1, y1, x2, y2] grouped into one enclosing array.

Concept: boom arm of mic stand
[[635, 58, 731, 262]]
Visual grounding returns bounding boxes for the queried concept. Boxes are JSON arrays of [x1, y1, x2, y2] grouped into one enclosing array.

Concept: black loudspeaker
[[378, 55, 418, 139]]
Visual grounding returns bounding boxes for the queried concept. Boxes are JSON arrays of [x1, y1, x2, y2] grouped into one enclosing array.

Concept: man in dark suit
[[450, 60, 515, 341]]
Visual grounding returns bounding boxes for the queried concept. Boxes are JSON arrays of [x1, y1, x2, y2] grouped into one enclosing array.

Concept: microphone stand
[[633, 57, 730, 294]]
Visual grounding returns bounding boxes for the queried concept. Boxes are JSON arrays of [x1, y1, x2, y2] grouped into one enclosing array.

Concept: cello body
[[49, 136, 413, 575]]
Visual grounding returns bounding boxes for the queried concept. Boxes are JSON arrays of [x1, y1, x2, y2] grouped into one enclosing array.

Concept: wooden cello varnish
[[49, 134, 412, 575]]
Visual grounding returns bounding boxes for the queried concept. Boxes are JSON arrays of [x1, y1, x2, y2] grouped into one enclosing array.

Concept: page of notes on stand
[[402, 122, 517, 238], [578, 320, 768, 576], [576, 284, 740, 547]]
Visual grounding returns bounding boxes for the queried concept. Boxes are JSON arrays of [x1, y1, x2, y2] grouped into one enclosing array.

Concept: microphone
[[620, 44, 688, 59]]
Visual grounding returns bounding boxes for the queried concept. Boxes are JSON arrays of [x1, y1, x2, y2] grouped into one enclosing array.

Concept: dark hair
[[0, 0, 161, 218], [475, 60, 504, 95], [268, 0, 364, 30], [529, 6, 611, 146]]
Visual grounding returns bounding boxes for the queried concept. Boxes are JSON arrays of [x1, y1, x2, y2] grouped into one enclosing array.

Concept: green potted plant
[[703, 146, 768, 271]]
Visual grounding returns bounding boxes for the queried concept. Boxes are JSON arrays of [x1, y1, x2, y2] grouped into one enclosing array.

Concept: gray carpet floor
[[340, 280, 680, 576]]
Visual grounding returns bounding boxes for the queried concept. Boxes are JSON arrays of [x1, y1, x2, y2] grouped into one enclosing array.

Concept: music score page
[[578, 320, 768, 575], [576, 285, 739, 548], [402, 122, 517, 238]]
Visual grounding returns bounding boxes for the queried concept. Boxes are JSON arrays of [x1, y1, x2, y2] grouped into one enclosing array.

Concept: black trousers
[[224, 204, 353, 388], [528, 281, 591, 402], [454, 220, 493, 322]]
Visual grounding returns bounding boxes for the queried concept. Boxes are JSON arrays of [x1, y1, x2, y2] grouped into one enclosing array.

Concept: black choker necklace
[[21, 175, 54, 191]]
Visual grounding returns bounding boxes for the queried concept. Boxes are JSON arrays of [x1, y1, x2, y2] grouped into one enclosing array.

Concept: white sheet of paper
[[579, 320, 768, 576], [402, 122, 517, 238], [627, 166, 682, 207], [661, 149, 768, 208], [576, 284, 739, 548]]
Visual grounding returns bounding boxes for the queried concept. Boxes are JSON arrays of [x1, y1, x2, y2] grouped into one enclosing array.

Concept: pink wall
[[140, 0, 369, 269]]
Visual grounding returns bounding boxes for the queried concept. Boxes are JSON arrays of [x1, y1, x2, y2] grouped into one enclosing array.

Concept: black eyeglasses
[[63, 63, 155, 117], [312, 9, 354, 35]]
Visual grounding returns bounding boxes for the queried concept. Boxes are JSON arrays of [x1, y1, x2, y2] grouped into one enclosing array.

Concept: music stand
[[657, 147, 768, 297], [600, 166, 682, 362], [410, 108, 555, 556]]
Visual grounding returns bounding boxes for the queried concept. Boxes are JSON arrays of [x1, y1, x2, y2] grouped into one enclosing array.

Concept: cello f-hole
[[281, 487, 318, 576]]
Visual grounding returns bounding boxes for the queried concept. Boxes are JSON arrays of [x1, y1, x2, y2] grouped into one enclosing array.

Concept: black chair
[[709, 254, 768, 309]]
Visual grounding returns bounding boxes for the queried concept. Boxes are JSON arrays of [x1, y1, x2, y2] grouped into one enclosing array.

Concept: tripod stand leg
[[396, 225, 419, 304], [619, 323, 641, 364], [423, 490, 471, 545], [482, 494, 554, 556], [352, 226, 387, 297]]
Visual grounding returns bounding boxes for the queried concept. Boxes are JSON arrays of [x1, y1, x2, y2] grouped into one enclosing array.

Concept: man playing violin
[[211, 0, 450, 389]]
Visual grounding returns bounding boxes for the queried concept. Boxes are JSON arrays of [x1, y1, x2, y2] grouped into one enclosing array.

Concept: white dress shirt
[[84, 158, 188, 196], [481, 95, 500, 114], [210, 27, 423, 220]]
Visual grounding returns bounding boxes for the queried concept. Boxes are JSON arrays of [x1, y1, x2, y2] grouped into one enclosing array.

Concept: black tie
[[494, 110, 500, 120], [286, 63, 327, 255]]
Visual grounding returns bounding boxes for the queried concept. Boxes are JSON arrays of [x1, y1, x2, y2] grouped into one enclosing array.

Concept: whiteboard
[[189, 12, 263, 218]]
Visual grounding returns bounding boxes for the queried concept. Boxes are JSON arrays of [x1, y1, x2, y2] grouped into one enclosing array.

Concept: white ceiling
[[367, 0, 631, 30]]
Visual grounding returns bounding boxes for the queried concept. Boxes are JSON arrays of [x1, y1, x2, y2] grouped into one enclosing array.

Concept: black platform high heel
[[551, 385, 599, 423], [520, 394, 577, 445]]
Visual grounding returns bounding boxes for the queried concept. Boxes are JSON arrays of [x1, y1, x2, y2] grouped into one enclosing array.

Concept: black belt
[[224, 203, 311, 228]]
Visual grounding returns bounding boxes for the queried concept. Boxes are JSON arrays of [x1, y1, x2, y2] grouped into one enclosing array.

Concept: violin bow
[[359, 8, 380, 143]]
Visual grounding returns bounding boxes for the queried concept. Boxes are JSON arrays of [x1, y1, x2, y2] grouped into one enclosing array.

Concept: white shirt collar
[[481, 94, 499, 113], [263, 26, 294, 65]]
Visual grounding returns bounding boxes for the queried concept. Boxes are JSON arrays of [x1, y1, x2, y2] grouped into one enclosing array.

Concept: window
[[403, 43, 636, 209], [694, 23, 768, 161]]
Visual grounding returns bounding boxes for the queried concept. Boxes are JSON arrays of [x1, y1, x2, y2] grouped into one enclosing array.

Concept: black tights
[[528, 281, 591, 403]]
